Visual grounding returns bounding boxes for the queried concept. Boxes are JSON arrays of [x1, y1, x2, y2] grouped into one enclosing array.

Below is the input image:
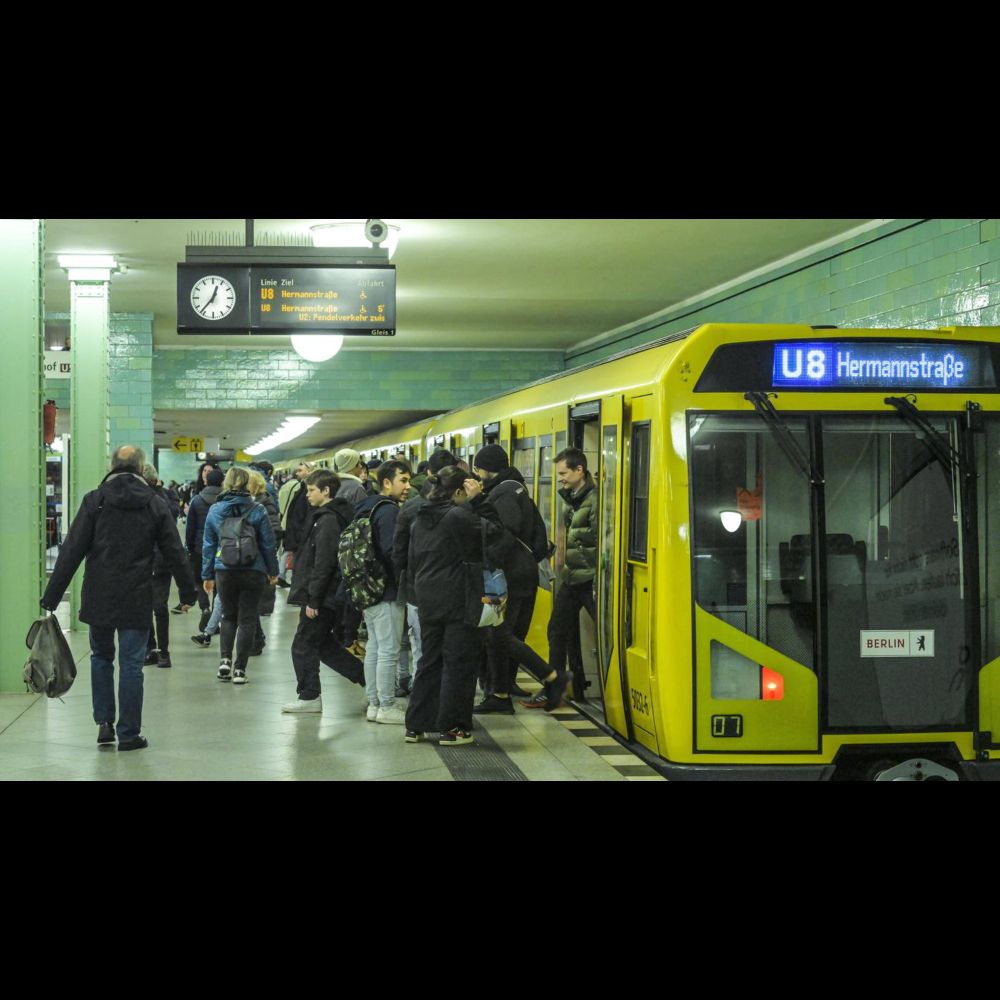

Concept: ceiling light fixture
[[245, 416, 321, 456], [720, 510, 743, 533], [290, 334, 344, 364]]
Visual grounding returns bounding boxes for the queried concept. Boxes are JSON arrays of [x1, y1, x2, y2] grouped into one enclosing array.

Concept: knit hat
[[206, 468, 224, 487], [334, 449, 362, 475], [473, 444, 509, 473]]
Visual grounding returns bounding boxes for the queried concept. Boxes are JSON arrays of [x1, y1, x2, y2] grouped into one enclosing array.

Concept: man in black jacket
[[283, 470, 356, 714], [469, 445, 552, 713], [40, 445, 199, 751], [182, 467, 224, 629]]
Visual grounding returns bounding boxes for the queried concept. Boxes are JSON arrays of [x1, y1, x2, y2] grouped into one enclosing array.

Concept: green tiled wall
[[153, 348, 566, 412], [569, 219, 1000, 366], [46, 312, 154, 460]]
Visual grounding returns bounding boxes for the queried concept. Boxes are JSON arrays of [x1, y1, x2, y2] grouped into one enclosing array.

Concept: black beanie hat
[[474, 444, 509, 473]]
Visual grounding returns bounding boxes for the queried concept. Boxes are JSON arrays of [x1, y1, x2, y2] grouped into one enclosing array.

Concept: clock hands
[[199, 284, 220, 316]]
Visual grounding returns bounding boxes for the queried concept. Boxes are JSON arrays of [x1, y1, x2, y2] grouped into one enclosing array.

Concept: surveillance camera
[[365, 219, 388, 245]]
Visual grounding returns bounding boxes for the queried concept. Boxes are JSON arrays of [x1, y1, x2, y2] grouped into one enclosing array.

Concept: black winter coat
[[185, 485, 222, 554], [150, 484, 179, 575], [407, 495, 505, 625], [41, 471, 198, 629], [287, 497, 354, 611], [392, 493, 429, 605], [482, 467, 539, 598], [283, 480, 312, 552]]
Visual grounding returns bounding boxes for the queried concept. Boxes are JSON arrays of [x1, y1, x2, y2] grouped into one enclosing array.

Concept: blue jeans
[[89, 626, 149, 742], [204, 592, 223, 635], [363, 601, 404, 707]]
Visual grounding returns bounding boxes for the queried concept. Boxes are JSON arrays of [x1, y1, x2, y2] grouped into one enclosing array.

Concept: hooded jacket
[[558, 473, 598, 585], [287, 496, 355, 611], [481, 466, 539, 598], [41, 470, 198, 629], [353, 492, 403, 603], [335, 474, 367, 509], [185, 484, 223, 555], [202, 490, 279, 580], [406, 495, 504, 624]]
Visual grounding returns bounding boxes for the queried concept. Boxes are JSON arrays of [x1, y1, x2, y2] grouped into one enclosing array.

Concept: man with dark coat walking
[[40, 445, 199, 751]]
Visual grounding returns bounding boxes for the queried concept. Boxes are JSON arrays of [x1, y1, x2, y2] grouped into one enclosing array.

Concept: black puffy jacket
[[185, 484, 222, 554], [288, 497, 354, 611], [407, 495, 505, 625], [481, 467, 539, 598], [41, 471, 198, 629]]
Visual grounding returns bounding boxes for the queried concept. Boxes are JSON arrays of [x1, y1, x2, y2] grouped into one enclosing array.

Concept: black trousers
[[217, 570, 267, 670], [547, 581, 596, 675], [148, 572, 172, 652], [485, 592, 547, 694], [188, 552, 210, 611], [291, 606, 336, 701], [406, 618, 483, 734]]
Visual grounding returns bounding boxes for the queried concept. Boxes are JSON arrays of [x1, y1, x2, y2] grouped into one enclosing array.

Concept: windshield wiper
[[744, 392, 824, 485], [884, 395, 969, 479]]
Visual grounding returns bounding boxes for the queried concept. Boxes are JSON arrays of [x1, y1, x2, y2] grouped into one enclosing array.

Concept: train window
[[822, 414, 972, 729], [980, 418, 1000, 666], [689, 413, 815, 671], [513, 438, 536, 481], [599, 423, 617, 678], [538, 438, 554, 592], [628, 422, 651, 561]]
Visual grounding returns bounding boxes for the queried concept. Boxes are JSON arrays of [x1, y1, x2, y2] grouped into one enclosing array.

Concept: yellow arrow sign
[[172, 436, 205, 453]]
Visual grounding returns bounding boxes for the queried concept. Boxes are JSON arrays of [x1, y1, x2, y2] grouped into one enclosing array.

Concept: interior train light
[[761, 667, 784, 701], [720, 509, 743, 533]]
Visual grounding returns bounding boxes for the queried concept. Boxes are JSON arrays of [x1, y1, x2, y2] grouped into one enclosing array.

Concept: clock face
[[190, 275, 237, 321]]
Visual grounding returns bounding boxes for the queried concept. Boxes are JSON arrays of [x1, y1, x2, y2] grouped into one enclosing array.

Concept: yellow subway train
[[284, 323, 1000, 780]]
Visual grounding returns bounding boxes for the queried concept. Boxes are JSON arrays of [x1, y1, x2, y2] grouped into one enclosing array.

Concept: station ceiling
[[42, 218, 879, 454]]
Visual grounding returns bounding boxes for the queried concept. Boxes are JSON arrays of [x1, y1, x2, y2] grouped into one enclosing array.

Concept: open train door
[[597, 395, 632, 739]]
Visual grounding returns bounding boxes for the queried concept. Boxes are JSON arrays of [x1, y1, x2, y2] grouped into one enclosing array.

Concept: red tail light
[[761, 667, 784, 701]]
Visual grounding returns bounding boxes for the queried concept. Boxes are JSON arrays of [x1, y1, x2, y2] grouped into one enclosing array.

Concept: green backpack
[[337, 500, 392, 611]]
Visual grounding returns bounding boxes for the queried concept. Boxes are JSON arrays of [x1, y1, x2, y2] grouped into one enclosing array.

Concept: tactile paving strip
[[435, 724, 529, 781]]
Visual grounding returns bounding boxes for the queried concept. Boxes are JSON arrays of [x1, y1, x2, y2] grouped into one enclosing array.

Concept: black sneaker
[[438, 729, 474, 746], [191, 633, 211, 647], [169, 603, 184, 615], [157, 652, 172, 668], [97, 722, 115, 745], [543, 671, 569, 712], [217, 659, 232, 682], [276, 578, 291, 589], [118, 736, 148, 752], [404, 730, 425, 743], [143, 649, 159, 666], [473, 694, 515, 715], [232, 668, 248, 685], [509, 683, 532, 698]]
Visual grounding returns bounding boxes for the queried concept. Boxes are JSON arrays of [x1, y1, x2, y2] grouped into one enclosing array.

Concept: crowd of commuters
[[39, 440, 600, 752]]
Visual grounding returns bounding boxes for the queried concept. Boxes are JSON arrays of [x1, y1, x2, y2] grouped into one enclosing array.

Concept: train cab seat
[[779, 533, 867, 597]]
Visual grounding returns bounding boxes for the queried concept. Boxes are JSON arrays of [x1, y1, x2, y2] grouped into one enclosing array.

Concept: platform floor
[[1, 590, 665, 782]]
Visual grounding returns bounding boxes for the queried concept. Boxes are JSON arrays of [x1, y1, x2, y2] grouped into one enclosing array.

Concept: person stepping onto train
[[470, 445, 550, 714], [401, 466, 506, 746], [522, 447, 597, 711]]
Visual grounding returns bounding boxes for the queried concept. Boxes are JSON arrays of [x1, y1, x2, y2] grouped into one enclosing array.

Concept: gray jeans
[[363, 601, 404, 707]]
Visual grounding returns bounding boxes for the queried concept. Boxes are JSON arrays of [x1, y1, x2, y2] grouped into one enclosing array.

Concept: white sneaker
[[282, 697, 322, 714], [217, 659, 232, 681], [376, 704, 407, 726], [366, 704, 379, 722]]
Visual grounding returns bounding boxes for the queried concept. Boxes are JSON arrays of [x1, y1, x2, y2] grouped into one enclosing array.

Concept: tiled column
[[0, 220, 44, 692]]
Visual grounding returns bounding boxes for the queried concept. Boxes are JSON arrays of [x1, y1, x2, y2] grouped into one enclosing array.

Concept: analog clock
[[190, 275, 237, 321]]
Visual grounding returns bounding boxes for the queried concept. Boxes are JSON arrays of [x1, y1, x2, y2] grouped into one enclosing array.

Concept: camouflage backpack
[[337, 500, 393, 611]]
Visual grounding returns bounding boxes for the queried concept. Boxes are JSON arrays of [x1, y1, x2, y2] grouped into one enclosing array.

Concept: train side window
[[628, 422, 651, 561], [513, 437, 536, 482]]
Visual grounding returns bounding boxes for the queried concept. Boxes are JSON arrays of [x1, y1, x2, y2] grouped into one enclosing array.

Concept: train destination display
[[178, 264, 395, 335], [772, 341, 996, 390]]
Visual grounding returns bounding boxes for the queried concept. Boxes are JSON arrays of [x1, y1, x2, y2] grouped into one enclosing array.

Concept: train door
[[567, 403, 604, 709], [622, 395, 657, 747], [595, 397, 629, 737]]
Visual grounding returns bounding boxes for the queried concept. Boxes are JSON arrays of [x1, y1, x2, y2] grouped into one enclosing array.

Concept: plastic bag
[[23, 615, 77, 698]]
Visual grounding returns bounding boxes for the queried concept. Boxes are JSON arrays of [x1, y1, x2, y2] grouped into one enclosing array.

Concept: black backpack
[[491, 480, 552, 562], [217, 503, 263, 568]]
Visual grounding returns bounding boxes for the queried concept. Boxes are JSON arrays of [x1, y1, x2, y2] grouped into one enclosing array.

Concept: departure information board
[[178, 264, 396, 335], [771, 341, 996, 390]]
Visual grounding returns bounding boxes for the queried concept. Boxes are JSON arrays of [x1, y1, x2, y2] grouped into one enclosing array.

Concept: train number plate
[[711, 715, 744, 738]]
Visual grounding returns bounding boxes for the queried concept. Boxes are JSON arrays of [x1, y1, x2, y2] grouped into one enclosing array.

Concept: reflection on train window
[[689, 414, 815, 671], [600, 424, 617, 679], [629, 422, 650, 561], [514, 438, 535, 482], [538, 441, 554, 592], [822, 415, 971, 729]]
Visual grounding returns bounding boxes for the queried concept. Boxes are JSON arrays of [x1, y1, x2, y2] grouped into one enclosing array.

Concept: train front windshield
[[690, 410, 1000, 732]]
